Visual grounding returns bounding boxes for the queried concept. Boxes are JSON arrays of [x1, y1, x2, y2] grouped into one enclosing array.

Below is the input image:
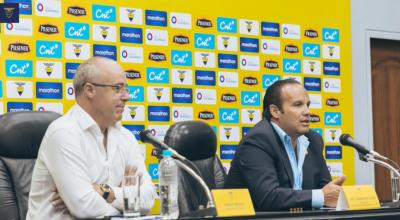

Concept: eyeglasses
[[88, 82, 130, 94]]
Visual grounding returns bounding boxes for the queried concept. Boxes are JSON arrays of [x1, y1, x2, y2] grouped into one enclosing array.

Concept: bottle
[[159, 150, 179, 219]]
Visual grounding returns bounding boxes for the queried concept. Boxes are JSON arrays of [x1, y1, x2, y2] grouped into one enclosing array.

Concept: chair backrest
[[0, 111, 61, 220], [164, 120, 226, 215]]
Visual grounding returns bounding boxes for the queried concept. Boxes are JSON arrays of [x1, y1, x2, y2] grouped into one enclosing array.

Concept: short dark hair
[[262, 79, 301, 121]]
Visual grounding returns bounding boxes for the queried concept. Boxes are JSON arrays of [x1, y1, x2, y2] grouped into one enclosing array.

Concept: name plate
[[336, 185, 380, 210], [211, 189, 255, 217]]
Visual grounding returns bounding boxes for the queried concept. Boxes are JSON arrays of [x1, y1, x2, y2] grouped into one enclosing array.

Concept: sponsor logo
[[241, 91, 260, 106], [36, 102, 63, 114], [303, 43, 321, 58], [264, 60, 279, 69], [36, 61, 62, 79], [126, 69, 141, 80], [217, 17, 237, 33], [198, 111, 214, 120], [173, 35, 189, 45], [304, 29, 318, 38], [323, 62, 340, 76], [304, 77, 321, 91], [243, 76, 258, 86], [218, 71, 238, 88], [64, 22, 89, 40], [172, 106, 193, 122], [65, 42, 90, 60], [262, 75, 280, 89], [171, 50, 192, 66], [303, 59, 321, 75], [145, 9, 167, 27], [310, 114, 321, 123], [0, 3, 19, 23], [146, 67, 169, 84], [36, 40, 62, 58], [195, 89, 216, 105], [239, 19, 259, 35], [282, 24, 300, 39], [169, 12, 191, 29], [325, 146, 342, 159], [323, 78, 341, 93], [323, 28, 339, 42], [148, 106, 170, 122], [172, 88, 192, 103], [65, 83, 75, 100], [261, 39, 280, 55], [242, 127, 251, 137], [309, 94, 322, 109], [194, 52, 215, 68], [147, 87, 170, 103], [283, 58, 301, 73], [261, 22, 279, 37], [327, 162, 343, 176], [7, 102, 33, 112], [67, 6, 86, 16], [324, 112, 341, 126], [123, 124, 145, 140], [195, 70, 215, 86], [92, 4, 115, 22], [36, 82, 62, 99], [148, 52, 166, 62], [241, 108, 261, 124], [148, 164, 159, 180], [145, 29, 168, 46], [240, 55, 260, 71], [171, 69, 193, 85], [120, 27, 142, 44], [240, 37, 259, 53], [6, 60, 32, 78], [217, 35, 238, 51], [120, 46, 143, 63], [220, 145, 237, 160], [128, 86, 144, 102], [0, 82, 2, 98], [219, 108, 239, 123], [196, 18, 212, 28], [284, 44, 299, 54], [65, 62, 80, 79], [35, 0, 61, 17], [39, 24, 58, 35], [93, 44, 116, 60], [122, 105, 145, 122], [221, 93, 237, 103], [93, 24, 116, 42], [326, 98, 339, 107], [8, 43, 30, 53], [322, 44, 340, 59], [194, 33, 215, 49], [324, 128, 342, 143], [8, 0, 32, 15], [218, 54, 238, 69], [219, 126, 239, 142], [5, 18, 32, 36], [119, 7, 142, 25]]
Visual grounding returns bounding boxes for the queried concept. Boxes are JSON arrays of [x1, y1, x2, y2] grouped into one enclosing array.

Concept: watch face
[[100, 184, 111, 193]]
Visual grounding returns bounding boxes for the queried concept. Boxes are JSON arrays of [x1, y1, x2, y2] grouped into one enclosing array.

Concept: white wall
[[352, 0, 400, 184]]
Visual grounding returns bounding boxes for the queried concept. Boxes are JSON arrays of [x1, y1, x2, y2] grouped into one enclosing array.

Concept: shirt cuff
[[111, 186, 123, 211], [312, 189, 324, 208]]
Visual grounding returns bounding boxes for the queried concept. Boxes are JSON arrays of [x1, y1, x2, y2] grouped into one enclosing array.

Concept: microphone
[[339, 133, 387, 160], [139, 129, 185, 161]]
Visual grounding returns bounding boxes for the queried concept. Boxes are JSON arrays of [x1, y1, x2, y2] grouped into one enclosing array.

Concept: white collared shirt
[[27, 104, 157, 220]]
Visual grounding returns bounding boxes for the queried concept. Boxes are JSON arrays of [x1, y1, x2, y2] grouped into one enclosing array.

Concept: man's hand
[[123, 165, 143, 186], [50, 188, 66, 210], [322, 176, 346, 207]]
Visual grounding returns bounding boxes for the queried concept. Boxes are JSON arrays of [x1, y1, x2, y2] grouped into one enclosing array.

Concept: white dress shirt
[[27, 104, 157, 220]]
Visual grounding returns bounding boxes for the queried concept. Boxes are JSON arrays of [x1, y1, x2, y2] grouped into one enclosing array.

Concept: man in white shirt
[[27, 57, 157, 219]]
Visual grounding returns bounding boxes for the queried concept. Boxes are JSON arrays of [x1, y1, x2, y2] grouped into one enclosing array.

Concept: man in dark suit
[[224, 79, 346, 211]]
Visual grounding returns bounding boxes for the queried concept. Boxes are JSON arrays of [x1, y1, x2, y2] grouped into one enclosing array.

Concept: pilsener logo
[[171, 50, 192, 66], [6, 60, 32, 78], [146, 67, 169, 84], [36, 82, 62, 99], [218, 54, 237, 69], [261, 22, 279, 37], [172, 88, 193, 103], [7, 102, 32, 112], [304, 77, 321, 91], [324, 112, 341, 126], [123, 124, 145, 140], [92, 4, 115, 22], [241, 91, 260, 106], [194, 33, 215, 49], [93, 44, 116, 60], [145, 10, 167, 27], [325, 146, 342, 159], [323, 62, 340, 76], [148, 106, 170, 122], [220, 145, 237, 160], [128, 86, 144, 102], [64, 22, 89, 40], [323, 28, 339, 43], [36, 40, 61, 58], [195, 70, 215, 86], [219, 108, 239, 124], [283, 58, 301, 73], [303, 43, 321, 58], [240, 37, 259, 53], [120, 27, 142, 44], [217, 17, 237, 33]]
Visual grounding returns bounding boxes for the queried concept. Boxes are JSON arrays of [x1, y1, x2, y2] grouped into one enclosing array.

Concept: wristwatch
[[99, 183, 112, 201]]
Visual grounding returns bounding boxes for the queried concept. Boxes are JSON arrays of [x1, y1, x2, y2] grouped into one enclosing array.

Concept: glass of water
[[123, 175, 141, 218]]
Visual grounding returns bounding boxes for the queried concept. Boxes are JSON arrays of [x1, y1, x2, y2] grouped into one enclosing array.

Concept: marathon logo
[[284, 44, 299, 53], [65, 62, 80, 79], [93, 44, 116, 60], [218, 53, 238, 69], [123, 124, 145, 140], [326, 98, 339, 107], [36, 82, 62, 99], [173, 35, 189, 45], [148, 106, 170, 122], [323, 62, 340, 76], [261, 22, 280, 37], [304, 77, 321, 91], [240, 37, 259, 53], [172, 88, 193, 103], [7, 102, 32, 112], [145, 9, 167, 27], [12, 0, 32, 15], [325, 146, 342, 159], [196, 18, 212, 28], [67, 6, 86, 16], [304, 29, 318, 38], [310, 114, 320, 123], [120, 27, 142, 44], [8, 43, 30, 53], [39, 24, 58, 34], [220, 145, 237, 160], [264, 60, 279, 69], [198, 111, 214, 120], [149, 52, 166, 62], [195, 70, 215, 86], [221, 93, 237, 103], [126, 69, 141, 80], [243, 76, 258, 86]]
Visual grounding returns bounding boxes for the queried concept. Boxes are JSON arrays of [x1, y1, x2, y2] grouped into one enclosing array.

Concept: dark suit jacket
[[224, 119, 331, 211]]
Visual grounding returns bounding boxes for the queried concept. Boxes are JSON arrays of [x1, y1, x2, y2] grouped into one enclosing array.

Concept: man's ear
[[269, 104, 281, 119], [83, 83, 95, 99]]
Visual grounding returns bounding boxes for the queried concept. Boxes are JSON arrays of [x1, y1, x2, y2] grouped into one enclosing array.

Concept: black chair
[[164, 120, 226, 216], [0, 111, 61, 220]]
